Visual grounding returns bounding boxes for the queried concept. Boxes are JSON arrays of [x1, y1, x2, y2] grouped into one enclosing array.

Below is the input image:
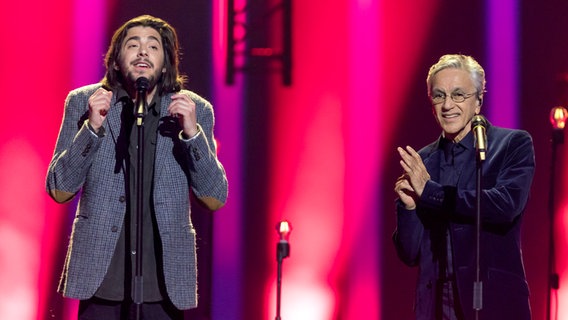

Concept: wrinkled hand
[[168, 93, 198, 138], [88, 88, 113, 132], [394, 146, 430, 209], [395, 174, 417, 210]]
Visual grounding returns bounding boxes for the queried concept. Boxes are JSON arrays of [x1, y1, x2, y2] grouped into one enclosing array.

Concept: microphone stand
[[275, 221, 291, 320], [471, 116, 486, 320], [546, 107, 566, 320], [276, 240, 289, 320], [133, 78, 148, 320], [473, 151, 483, 320]]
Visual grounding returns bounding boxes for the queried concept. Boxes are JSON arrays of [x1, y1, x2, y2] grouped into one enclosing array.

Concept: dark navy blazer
[[393, 123, 535, 320]]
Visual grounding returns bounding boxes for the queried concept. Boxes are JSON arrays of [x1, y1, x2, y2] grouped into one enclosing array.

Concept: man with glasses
[[393, 54, 534, 319]]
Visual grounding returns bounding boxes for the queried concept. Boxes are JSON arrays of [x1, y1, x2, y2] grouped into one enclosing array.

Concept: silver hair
[[426, 54, 486, 96]]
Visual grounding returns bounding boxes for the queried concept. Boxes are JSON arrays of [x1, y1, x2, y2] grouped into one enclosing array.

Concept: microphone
[[472, 115, 488, 161], [135, 77, 149, 125]]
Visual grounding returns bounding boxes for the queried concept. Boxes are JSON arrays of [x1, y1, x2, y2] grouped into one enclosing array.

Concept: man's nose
[[138, 47, 148, 57], [441, 96, 454, 109]]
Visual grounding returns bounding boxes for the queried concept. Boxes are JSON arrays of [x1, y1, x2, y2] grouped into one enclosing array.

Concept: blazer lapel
[[154, 94, 174, 180], [106, 92, 125, 146]]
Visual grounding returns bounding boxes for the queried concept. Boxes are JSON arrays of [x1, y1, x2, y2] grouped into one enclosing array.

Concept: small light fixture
[[276, 220, 292, 241], [550, 106, 568, 130], [275, 220, 292, 320], [550, 106, 568, 144], [276, 220, 291, 262]]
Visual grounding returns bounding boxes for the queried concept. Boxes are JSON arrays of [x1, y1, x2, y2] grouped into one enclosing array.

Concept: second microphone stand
[[471, 115, 487, 320], [275, 221, 291, 320], [546, 106, 567, 320], [473, 150, 483, 320]]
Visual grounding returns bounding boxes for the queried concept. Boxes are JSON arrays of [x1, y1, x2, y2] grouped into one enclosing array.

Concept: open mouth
[[133, 60, 151, 69], [442, 113, 460, 119]]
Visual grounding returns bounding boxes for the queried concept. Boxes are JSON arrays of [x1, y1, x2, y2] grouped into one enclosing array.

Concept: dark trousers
[[78, 297, 184, 320]]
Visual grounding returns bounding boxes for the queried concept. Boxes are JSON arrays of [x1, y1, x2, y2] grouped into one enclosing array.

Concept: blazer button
[[192, 147, 201, 161], [111, 226, 119, 232], [426, 281, 432, 289], [119, 196, 126, 202]]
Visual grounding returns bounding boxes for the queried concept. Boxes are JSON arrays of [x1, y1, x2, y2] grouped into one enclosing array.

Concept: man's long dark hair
[[101, 15, 187, 94]]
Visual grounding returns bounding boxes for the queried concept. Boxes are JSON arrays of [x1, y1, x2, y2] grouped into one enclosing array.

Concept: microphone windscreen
[[472, 114, 487, 128], [135, 77, 149, 91]]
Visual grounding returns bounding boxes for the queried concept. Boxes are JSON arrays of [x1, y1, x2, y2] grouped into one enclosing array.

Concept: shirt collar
[[115, 87, 161, 114], [437, 130, 474, 151]]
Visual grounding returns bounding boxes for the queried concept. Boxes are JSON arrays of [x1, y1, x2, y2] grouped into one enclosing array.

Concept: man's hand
[[88, 88, 113, 133], [395, 146, 431, 209], [168, 93, 198, 138]]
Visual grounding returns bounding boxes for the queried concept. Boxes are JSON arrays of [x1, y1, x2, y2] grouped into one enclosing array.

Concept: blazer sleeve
[[392, 200, 424, 266], [181, 91, 228, 211], [458, 129, 535, 225], [46, 85, 103, 203]]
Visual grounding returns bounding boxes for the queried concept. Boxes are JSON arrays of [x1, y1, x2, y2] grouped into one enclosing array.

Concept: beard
[[126, 71, 159, 90]]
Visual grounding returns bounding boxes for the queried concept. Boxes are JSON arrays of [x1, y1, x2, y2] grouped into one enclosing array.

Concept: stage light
[[275, 220, 292, 320], [550, 106, 568, 130], [276, 220, 292, 243]]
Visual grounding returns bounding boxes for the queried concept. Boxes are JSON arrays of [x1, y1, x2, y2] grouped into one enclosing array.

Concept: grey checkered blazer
[[46, 83, 228, 310]]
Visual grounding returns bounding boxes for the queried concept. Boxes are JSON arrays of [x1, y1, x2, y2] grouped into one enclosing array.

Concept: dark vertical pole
[[546, 126, 563, 320], [282, 0, 291, 86], [473, 158, 483, 320], [133, 80, 148, 320], [226, 0, 235, 85]]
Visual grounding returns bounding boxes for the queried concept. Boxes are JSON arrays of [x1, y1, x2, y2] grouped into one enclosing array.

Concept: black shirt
[[437, 135, 470, 318], [95, 88, 166, 302]]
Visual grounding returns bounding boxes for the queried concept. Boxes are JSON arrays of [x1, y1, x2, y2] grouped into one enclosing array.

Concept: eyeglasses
[[430, 91, 478, 105]]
